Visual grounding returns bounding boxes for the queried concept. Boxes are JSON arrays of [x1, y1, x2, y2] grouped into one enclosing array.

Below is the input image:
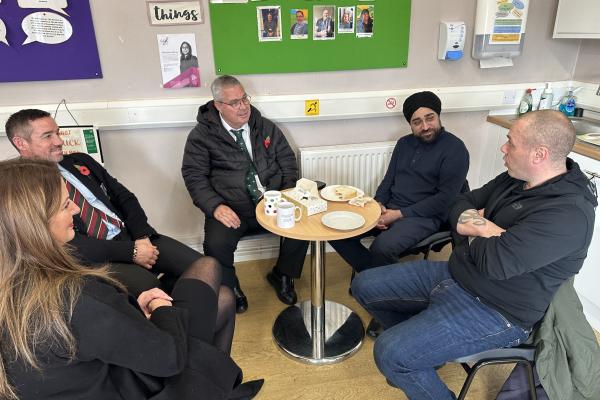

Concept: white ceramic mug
[[264, 190, 283, 216], [276, 201, 302, 229]]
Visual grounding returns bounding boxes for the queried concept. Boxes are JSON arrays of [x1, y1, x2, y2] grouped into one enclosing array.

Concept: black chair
[[399, 226, 454, 260], [399, 180, 470, 260], [451, 344, 537, 400]]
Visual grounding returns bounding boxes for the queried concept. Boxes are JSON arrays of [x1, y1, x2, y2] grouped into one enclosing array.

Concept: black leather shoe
[[229, 379, 264, 400], [266, 268, 297, 305], [366, 318, 383, 338], [233, 285, 248, 314]]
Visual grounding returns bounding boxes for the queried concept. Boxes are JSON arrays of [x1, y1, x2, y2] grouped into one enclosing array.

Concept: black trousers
[[203, 216, 309, 289], [329, 216, 440, 272], [159, 279, 242, 400], [108, 234, 203, 298]]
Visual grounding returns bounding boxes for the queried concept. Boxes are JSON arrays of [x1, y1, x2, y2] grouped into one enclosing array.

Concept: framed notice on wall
[[0, 0, 102, 83], [59, 125, 103, 164]]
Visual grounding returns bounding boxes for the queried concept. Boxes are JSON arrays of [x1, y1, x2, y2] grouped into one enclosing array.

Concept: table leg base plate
[[272, 300, 364, 365]]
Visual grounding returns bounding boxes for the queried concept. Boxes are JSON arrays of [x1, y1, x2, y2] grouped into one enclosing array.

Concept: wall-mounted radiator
[[299, 141, 396, 196]]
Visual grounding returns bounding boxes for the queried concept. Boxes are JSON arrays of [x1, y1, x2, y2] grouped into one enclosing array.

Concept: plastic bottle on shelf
[[518, 88, 534, 116], [537, 83, 554, 110], [559, 89, 577, 117]]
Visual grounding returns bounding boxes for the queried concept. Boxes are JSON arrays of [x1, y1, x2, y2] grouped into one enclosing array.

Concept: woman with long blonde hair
[[0, 158, 262, 400]]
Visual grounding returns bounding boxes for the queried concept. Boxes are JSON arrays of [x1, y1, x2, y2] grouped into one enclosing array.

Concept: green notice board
[[209, 1, 411, 75]]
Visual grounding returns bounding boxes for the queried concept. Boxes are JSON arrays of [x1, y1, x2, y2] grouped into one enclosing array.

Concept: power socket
[[502, 90, 517, 105]]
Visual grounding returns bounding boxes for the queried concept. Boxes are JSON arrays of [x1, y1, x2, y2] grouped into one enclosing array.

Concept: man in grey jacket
[[182, 75, 308, 313]]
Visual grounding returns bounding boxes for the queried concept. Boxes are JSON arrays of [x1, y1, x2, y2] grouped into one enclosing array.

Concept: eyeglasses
[[216, 94, 251, 109]]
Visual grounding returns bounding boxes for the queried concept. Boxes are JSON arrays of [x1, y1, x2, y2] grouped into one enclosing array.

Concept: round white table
[[256, 197, 381, 364]]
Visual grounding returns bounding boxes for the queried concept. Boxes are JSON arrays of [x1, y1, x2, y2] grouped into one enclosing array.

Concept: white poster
[[59, 126, 103, 164], [489, 0, 529, 44], [156, 33, 200, 89]]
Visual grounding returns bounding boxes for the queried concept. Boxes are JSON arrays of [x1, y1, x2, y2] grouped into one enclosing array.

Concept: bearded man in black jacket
[[182, 75, 309, 313], [351, 110, 597, 400]]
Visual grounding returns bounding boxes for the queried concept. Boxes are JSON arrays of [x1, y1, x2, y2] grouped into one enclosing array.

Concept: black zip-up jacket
[[449, 159, 597, 329], [182, 101, 298, 218]]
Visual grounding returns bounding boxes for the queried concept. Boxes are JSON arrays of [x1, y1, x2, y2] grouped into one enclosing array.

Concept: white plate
[[320, 185, 365, 202], [321, 211, 365, 231]]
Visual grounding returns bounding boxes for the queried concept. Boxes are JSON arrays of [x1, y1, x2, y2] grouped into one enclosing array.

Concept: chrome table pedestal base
[[273, 300, 364, 365], [272, 240, 364, 365]]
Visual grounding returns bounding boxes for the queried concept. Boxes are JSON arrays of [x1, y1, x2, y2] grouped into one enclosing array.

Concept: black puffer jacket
[[182, 101, 298, 218]]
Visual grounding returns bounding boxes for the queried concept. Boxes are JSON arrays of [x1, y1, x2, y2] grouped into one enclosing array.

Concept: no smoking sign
[[385, 97, 397, 109]]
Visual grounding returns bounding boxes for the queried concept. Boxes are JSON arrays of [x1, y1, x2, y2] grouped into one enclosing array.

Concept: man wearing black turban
[[329, 91, 469, 335]]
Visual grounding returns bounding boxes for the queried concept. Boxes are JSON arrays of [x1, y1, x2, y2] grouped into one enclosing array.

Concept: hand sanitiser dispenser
[[472, 0, 529, 68], [438, 21, 466, 61]]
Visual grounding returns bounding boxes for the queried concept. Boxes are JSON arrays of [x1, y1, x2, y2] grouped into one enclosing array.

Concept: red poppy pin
[[264, 136, 271, 149], [74, 164, 90, 176]]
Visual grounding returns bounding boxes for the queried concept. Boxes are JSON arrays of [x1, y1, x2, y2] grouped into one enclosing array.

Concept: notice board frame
[[209, 0, 411, 75]]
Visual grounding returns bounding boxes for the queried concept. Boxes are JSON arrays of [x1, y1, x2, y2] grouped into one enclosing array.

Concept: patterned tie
[[231, 129, 262, 204], [64, 180, 123, 239]]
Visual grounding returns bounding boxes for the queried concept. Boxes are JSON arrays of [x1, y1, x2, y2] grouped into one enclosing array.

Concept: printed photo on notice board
[[59, 126, 103, 164], [313, 6, 335, 40], [156, 33, 200, 89], [290, 8, 308, 39], [356, 5, 374, 38], [0, 0, 102, 83], [338, 7, 354, 33], [257, 6, 281, 42]]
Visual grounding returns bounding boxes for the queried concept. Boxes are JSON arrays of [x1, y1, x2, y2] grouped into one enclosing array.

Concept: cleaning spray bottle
[[559, 88, 577, 117], [518, 89, 534, 116], [537, 83, 554, 110]]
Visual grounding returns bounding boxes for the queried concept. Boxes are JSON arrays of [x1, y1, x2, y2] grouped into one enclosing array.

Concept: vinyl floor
[[229, 247, 539, 400]]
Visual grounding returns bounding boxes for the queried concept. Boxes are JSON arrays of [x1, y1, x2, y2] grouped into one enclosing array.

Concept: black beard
[[415, 126, 442, 143]]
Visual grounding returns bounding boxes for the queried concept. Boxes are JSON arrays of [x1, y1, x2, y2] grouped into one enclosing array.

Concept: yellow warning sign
[[305, 100, 319, 116]]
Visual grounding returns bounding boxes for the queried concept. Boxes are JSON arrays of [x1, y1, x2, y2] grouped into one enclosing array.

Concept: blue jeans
[[352, 260, 530, 400]]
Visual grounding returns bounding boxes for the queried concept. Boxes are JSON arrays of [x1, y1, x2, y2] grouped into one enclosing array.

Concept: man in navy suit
[[5, 109, 207, 298]]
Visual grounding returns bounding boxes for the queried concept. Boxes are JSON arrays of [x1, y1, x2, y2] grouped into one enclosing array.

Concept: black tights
[[172, 256, 235, 354]]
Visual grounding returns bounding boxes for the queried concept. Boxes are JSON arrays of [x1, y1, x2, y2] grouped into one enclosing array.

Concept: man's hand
[[457, 209, 505, 238], [214, 204, 241, 229], [137, 288, 173, 319], [134, 239, 159, 269], [376, 208, 402, 230]]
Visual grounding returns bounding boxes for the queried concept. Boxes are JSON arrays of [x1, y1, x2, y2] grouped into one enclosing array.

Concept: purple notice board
[[0, 1, 102, 83]]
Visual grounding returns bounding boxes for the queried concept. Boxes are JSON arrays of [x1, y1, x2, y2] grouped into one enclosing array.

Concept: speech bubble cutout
[[22, 12, 72, 45], [0, 19, 8, 46], [18, 0, 69, 16]]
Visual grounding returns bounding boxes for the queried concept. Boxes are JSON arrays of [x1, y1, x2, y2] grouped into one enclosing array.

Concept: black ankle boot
[[266, 267, 297, 305]]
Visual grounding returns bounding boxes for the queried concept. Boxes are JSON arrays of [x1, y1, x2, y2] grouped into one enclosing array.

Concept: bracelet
[[132, 245, 138, 262]]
